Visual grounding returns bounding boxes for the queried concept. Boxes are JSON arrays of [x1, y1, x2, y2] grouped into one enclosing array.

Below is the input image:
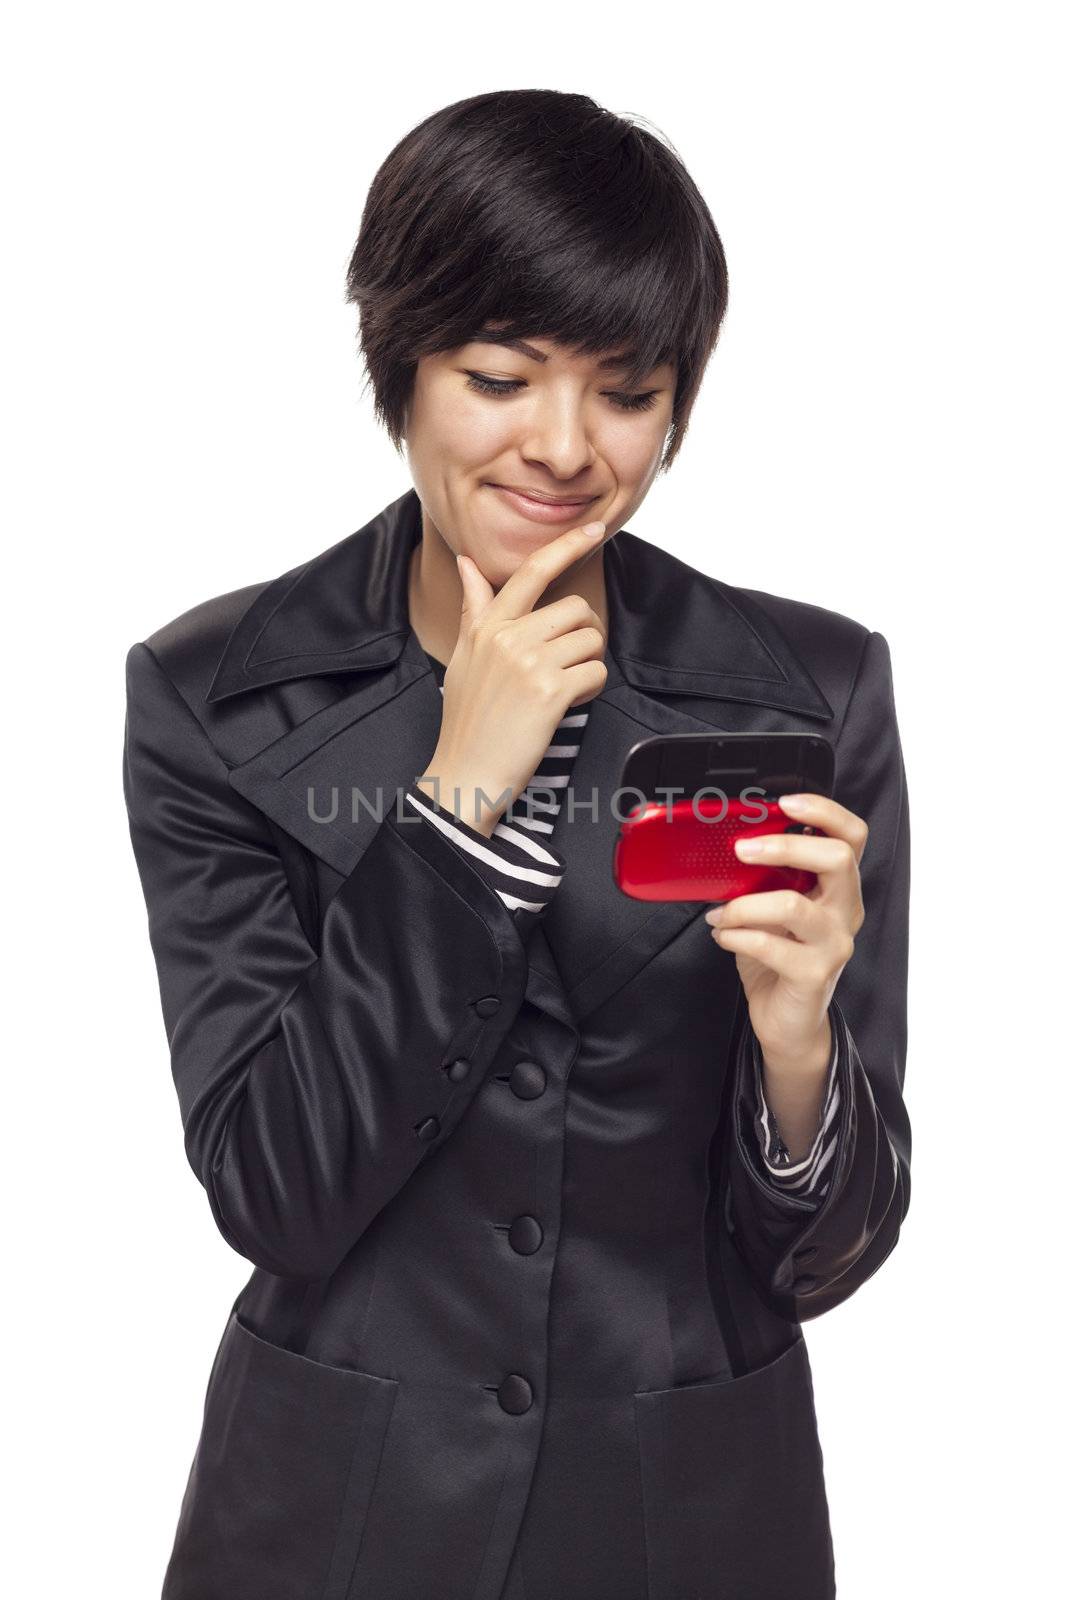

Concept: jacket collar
[[204, 487, 832, 723]]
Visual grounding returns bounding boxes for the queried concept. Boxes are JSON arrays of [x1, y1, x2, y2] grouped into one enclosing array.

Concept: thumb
[[455, 550, 495, 634]]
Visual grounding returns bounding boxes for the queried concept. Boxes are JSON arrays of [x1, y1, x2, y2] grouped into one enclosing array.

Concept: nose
[[520, 390, 597, 483]]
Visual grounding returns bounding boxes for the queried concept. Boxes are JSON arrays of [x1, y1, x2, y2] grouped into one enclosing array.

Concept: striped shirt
[[403, 646, 840, 1200], [753, 1030, 840, 1200]]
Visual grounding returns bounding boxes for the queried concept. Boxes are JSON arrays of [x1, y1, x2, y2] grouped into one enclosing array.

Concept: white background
[[5, 3, 1061, 1594]]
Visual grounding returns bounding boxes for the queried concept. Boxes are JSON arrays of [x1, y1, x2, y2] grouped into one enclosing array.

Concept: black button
[[793, 1274, 819, 1294], [498, 1374, 534, 1414], [509, 1061, 547, 1099], [445, 1057, 471, 1083], [508, 1215, 543, 1255], [415, 1116, 440, 1142], [794, 1245, 818, 1262], [474, 995, 501, 1017]]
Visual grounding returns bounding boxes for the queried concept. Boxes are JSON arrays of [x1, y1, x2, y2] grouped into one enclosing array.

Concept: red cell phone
[[612, 732, 835, 904]]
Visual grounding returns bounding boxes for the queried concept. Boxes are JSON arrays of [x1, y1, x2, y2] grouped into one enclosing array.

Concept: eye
[[610, 390, 659, 413], [464, 373, 524, 398], [463, 372, 660, 413]]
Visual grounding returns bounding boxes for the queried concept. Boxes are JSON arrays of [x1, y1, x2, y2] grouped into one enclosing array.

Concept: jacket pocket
[[162, 1307, 399, 1600], [633, 1334, 835, 1600]]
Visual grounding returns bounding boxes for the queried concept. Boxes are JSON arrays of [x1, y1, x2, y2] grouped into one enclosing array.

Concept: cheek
[[601, 417, 668, 488], [431, 396, 515, 468]]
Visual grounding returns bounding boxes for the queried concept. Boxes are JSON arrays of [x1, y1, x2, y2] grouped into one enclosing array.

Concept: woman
[[123, 90, 911, 1600]]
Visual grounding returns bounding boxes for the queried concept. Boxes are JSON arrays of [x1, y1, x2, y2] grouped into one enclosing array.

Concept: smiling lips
[[488, 483, 599, 525]]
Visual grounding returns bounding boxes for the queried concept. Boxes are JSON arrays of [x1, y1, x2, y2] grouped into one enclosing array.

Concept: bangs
[[410, 147, 712, 388]]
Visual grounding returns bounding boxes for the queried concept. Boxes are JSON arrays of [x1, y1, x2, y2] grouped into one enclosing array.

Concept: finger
[[777, 792, 869, 863], [733, 831, 859, 876], [704, 887, 826, 942], [709, 925, 848, 987], [489, 521, 607, 622], [455, 551, 497, 633], [559, 656, 611, 709], [539, 623, 607, 671]]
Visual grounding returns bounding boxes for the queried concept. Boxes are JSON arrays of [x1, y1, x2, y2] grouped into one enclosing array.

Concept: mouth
[[489, 483, 598, 506], [486, 483, 600, 525]]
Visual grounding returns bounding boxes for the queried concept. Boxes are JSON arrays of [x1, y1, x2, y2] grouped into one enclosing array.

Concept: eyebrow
[[467, 332, 642, 373]]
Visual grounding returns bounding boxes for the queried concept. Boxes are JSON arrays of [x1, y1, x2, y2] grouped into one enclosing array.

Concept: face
[[402, 329, 677, 587]]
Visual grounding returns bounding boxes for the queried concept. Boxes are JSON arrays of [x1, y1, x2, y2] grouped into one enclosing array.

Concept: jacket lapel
[[226, 628, 446, 881], [206, 488, 834, 1023]]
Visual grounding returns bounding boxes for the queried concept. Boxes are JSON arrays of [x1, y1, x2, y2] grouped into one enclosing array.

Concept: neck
[[407, 505, 608, 667]]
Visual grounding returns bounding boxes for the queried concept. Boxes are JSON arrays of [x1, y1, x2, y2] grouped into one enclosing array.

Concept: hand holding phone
[[613, 734, 834, 903]]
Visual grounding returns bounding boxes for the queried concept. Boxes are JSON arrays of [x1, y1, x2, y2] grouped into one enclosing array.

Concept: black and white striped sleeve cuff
[[750, 1028, 842, 1202], [400, 785, 566, 916]]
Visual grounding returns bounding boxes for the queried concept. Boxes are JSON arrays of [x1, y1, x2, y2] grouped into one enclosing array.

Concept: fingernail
[[583, 521, 606, 537], [735, 837, 762, 856], [705, 907, 723, 924], [778, 794, 808, 811]]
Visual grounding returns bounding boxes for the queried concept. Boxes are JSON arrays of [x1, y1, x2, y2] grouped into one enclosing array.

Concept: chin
[[486, 550, 527, 589]]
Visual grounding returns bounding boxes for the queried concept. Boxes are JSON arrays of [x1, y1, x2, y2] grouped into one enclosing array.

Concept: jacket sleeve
[[723, 629, 912, 1321], [122, 641, 530, 1282]]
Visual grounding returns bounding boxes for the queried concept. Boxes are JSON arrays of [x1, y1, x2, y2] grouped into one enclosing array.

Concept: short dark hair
[[345, 89, 728, 472]]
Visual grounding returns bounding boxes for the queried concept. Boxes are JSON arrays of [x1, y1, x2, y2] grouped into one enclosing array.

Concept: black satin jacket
[[122, 487, 911, 1600]]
